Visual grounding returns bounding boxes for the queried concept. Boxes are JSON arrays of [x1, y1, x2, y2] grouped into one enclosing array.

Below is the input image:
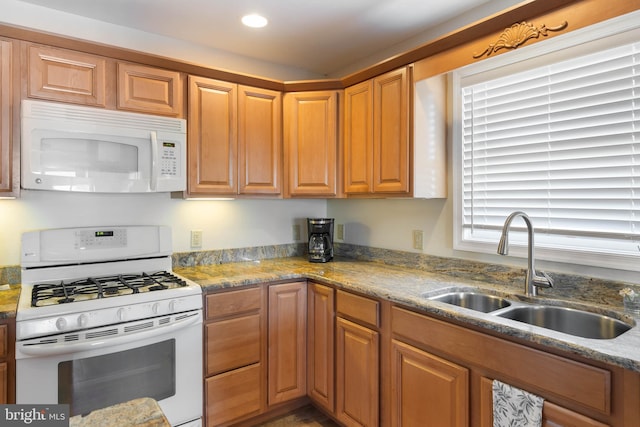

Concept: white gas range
[[15, 225, 203, 427]]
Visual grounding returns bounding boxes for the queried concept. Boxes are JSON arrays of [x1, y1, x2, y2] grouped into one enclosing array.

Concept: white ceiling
[[13, 0, 521, 77]]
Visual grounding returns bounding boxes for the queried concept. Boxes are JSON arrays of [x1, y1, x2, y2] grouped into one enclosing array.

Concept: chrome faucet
[[497, 211, 553, 297]]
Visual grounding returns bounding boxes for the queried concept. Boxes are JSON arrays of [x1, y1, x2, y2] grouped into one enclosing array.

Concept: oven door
[[16, 311, 202, 427]]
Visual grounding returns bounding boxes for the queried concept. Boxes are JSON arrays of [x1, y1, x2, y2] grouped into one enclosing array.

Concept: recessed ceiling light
[[242, 14, 268, 28]]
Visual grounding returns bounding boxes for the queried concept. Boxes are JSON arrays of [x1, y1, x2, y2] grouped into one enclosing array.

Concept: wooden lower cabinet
[[204, 287, 265, 427], [268, 281, 307, 405], [336, 317, 379, 427], [307, 282, 335, 413], [0, 362, 6, 404], [391, 306, 640, 427], [0, 320, 15, 404], [390, 340, 468, 427], [205, 364, 262, 426], [479, 377, 609, 427]]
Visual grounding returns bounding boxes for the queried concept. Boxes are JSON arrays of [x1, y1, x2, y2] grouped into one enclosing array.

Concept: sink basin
[[429, 292, 511, 313], [496, 305, 631, 339]]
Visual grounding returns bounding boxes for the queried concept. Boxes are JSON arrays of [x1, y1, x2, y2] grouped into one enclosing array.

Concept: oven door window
[[58, 339, 176, 416]]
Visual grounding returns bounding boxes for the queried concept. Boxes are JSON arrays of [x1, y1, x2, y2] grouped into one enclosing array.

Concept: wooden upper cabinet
[[284, 90, 340, 197], [344, 80, 373, 194], [187, 75, 237, 195], [187, 77, 282, 197], [373, 67, 409, 193], [117, 62, 183, 117], [0, 39, 13, 194], [238, 85, 282, 196], [344, 66, 410, 196], [26, 44, 108, 107]]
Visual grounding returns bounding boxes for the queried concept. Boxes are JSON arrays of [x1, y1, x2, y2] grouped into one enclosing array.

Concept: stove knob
[[55, 317, 67, 331], [78, 314, 89, 328], [152, 303, 160, 315], [169, 300, 176, 313], [117, 308, 126, 321]]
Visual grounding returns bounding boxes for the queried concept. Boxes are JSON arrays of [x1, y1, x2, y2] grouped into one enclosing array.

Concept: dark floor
[[255, 405, 339, 427]]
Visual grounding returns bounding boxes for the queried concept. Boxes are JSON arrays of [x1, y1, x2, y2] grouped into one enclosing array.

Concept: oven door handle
[[17, 312, 201, 357]]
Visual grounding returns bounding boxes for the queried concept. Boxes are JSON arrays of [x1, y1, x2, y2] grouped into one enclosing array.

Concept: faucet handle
[[533, 271, 554, 288]]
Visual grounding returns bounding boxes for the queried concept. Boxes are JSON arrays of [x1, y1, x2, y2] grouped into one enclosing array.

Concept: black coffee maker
[[307, 218, 334, 263]]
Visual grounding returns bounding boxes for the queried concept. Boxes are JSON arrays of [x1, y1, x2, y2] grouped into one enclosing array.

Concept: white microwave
[[21, 100, 187, 193]]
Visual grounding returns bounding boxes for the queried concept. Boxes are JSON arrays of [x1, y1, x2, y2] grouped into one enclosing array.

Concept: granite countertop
[[69, 398, 170, 427], [0, 284, 21, 319], [174, 256, 640, 373], [2, 255, 638, 372]]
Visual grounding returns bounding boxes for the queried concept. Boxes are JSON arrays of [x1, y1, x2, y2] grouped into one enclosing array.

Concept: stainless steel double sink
[[427, 290, 633, 340]]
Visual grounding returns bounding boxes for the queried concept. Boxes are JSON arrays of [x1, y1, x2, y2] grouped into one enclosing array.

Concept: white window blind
[[458, 38, 640, 267]]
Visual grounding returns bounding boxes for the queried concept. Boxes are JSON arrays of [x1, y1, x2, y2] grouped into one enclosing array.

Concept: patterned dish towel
[[492, 380, 544, 427]]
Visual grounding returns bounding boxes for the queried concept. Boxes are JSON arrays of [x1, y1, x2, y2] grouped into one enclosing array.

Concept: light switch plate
[[412, 230, 424, 250], [190, 230, 203, 248]]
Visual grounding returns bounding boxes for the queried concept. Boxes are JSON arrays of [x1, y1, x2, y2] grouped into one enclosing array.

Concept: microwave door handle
[[150, 131, 159, 191]]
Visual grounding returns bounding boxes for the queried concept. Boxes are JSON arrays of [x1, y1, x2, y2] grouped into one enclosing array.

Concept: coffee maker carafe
[[307, 218, 334, 263]]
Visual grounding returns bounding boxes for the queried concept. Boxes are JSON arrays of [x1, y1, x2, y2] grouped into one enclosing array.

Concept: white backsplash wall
[[327, 197, 639, 284], [0, 190, 326, 265]]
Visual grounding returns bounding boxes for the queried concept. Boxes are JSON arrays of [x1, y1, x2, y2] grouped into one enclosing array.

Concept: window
[[452, 12, 640, 271]]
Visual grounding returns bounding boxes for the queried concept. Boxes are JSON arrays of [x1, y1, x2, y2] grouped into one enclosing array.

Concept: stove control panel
[[17, 291, 202, 340], [76, 229, 127, 249]]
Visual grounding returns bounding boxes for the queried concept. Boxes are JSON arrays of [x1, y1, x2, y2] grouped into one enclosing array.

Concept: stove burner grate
[[31, 271, 187, 307]]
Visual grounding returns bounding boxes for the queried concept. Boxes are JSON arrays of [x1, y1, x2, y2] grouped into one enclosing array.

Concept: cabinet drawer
[[392, 307, 611, 415], [205, 287, 261, 320], [336, 290, 379, 328], [0, 324, 6, 358], [206, 314, 261, 376], [205, 363, 262, 426]]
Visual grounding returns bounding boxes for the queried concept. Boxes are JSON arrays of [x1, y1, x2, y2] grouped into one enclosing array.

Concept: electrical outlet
[[292, 224, 301, 241], [190, 230, 203, 248], [336, 223, 345, 241], [412, 230, 424, 250]]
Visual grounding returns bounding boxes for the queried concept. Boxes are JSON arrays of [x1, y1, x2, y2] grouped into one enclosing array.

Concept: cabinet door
[[336, 317, 379, 427], [344, 80, 373, 194], [0, 362, 6, 404], [391, 340, 468, 427], [268, 281, 307, 405], [307, 282, 335, 412], [0, 39, 13, 194], [27, 44, 107, 107], [479, 377, 609, 427], [238, 86, 282, 195], [188, 76, 237, 195], [284, 91, 339, 197], [117, 62, 183, 116], [373, 67, 409, 194]]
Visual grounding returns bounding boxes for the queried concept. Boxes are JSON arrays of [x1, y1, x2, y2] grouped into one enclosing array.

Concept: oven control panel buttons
[[55, 317, 67, 331], [78, 314, 89, 328]]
